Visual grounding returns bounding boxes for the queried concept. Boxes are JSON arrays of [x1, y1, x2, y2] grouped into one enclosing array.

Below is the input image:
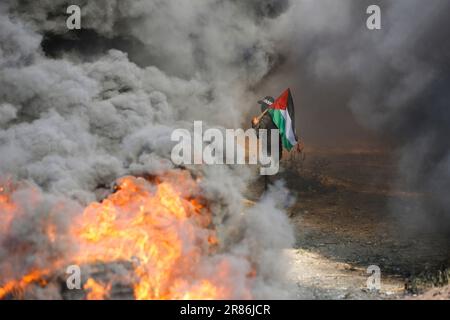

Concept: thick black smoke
[[1, 0, 449, 299], [262, 0, 450, 228], [0, 0, 295, 298]]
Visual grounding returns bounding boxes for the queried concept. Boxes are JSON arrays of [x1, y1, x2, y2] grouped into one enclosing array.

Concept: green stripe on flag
[[268, 109, 294, 151]]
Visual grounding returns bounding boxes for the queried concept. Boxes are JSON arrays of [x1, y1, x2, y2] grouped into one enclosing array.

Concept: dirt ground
[[247, 148, 450, 299]]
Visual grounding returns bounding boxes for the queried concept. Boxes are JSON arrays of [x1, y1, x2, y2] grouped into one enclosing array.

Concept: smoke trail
[[0, 0, 295, 299]]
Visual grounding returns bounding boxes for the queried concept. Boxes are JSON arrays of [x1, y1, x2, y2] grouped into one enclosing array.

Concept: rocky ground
[[247, 148, 450, 300]]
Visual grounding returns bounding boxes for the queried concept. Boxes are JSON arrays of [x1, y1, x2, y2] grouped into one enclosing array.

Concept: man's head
[[258, 96, 274, 112]]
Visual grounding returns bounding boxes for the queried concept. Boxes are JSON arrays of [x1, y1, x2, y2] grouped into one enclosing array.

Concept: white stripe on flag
[[281, 109, 297, 146]]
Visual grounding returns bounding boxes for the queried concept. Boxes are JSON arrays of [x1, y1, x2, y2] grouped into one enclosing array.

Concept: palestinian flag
[[268, 88, 298, 151]]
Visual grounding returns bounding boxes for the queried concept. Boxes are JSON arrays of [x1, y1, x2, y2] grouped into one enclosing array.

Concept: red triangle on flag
[[270, 88, 290, 110]]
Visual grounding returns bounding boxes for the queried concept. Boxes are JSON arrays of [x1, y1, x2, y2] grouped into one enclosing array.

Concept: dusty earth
[[246, 148, 450, 300]]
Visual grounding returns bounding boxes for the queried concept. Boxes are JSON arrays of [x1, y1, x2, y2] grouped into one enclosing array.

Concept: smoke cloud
[[1, 0, 449, 299], [263, 0, 450, 228], [0, 0, 295, 298]]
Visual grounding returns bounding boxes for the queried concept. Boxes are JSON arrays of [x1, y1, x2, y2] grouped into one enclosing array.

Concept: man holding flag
[[252, 88, 303, 188], [252, 95, 283, 161], [252, 88, 302, 156]]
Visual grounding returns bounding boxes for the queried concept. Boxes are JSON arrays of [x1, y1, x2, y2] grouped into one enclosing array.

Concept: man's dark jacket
[[252, 112, 283, 160]]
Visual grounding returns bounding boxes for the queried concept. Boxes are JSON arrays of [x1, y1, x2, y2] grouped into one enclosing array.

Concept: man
[[251, 96, 283, 190], [252, 96, 283, 161]]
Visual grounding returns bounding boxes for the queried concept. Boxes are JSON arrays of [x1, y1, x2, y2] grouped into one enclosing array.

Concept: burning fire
[[0, 270, 49, 299], [0, 171, 253, 300], [84, 278, 111, 300], [0, 180, 18, 235]]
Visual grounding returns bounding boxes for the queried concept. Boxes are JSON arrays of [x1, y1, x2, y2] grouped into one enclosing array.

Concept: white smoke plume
[[0, 0, 295, 299]]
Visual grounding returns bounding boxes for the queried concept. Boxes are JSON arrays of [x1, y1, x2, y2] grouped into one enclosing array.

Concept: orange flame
[[0, 270, 49, 299], [0, 171, 253, 300], [0, 181, 18, 235], [84, 278, 111, 300]]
